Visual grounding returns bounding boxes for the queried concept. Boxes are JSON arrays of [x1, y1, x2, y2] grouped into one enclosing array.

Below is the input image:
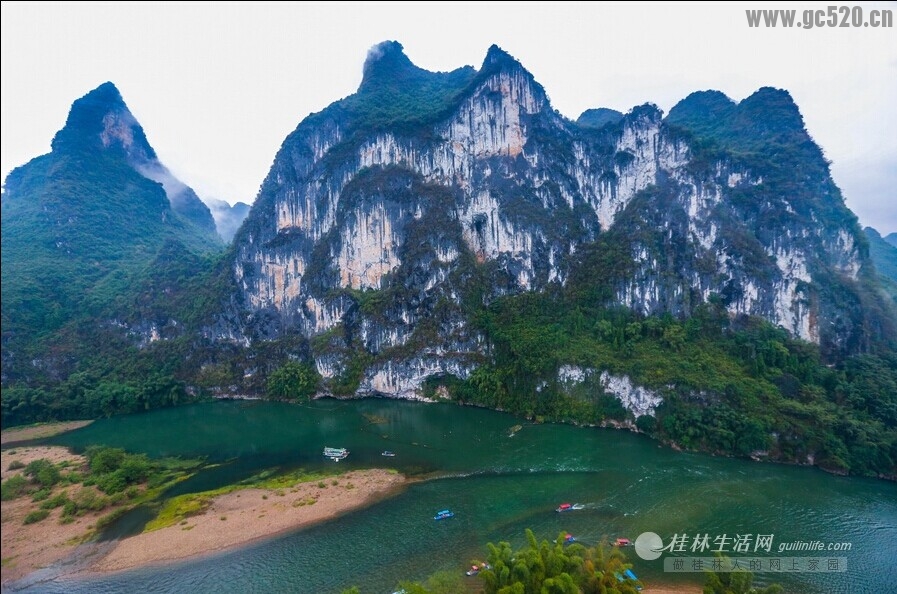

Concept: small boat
[[323, 447, 349, 461], [563, 533, 576, 544], [434, 509, 454, 520], [614, 538, 632, 547], [465, 562, 491, 576], [556, 503, 584, 512], [381, 451, 396, 457], [615, 569, 642, 590]]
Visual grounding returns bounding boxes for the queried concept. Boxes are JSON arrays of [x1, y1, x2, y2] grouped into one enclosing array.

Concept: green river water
[[8, 399, 896, 593]]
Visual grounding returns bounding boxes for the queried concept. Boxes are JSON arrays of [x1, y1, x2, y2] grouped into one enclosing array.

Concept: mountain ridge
[[2, 44, 895, 478], [227, 43, 889, 361]]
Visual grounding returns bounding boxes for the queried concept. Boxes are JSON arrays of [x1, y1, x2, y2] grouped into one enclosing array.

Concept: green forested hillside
[[1, 83, 222, 395]]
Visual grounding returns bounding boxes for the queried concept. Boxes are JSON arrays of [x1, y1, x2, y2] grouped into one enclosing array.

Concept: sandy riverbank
[[1, 439, 405, 585], [1, 421, 93, 445], [1, 446, 93, 583], [86, 468, 405, 574]]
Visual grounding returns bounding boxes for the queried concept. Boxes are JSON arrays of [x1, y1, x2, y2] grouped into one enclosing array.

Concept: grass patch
[[292, 496, 317, 507], [23, 509, 51, 524], [144, 493, 213, 532], [140, 466, 353, 533]]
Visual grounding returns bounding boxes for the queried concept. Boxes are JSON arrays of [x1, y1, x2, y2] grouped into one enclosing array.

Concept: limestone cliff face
[[220, 42, 879, 398]]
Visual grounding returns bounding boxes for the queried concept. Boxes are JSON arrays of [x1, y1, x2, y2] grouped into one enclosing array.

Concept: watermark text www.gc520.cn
[[746, 7, 892, 29]]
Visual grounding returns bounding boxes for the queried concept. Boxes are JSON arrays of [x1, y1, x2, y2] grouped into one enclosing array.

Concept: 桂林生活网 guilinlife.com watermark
[[632, 531, 853, 573], [746, 6, 892, 28]]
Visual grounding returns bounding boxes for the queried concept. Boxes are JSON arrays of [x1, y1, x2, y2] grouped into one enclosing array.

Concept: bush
[[86, 446, 126, 474], [62, 500, 78, 519], [25, 459, 61, 488], [31, 488, 52, 502], [95, 472, 127, 494], [23, 509, 51, 524], [7, 460, 26, 471], [1, 475, 29, 500], [40, 493, 70, 510]]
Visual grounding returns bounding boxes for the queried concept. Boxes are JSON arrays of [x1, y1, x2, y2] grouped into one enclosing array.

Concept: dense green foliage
[[1, 82, 223, 423], [1, 234, 239, 426], [336, 41, 477, 137], [267, 361, 320, 401], [0, 446, 203, 526], [445, 288, 897, 477], [576, 108, 624, 130], [479, 529, 641, 594]]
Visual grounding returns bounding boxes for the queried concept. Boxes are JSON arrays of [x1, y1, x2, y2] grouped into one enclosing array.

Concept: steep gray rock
[[217, 42, 888, 398]]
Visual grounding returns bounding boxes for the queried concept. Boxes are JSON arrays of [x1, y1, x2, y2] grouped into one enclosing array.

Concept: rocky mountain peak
[[736, 86, 806, 136], [483, 44, 518, 67], [359, 40, 415, 88], [53, 83, 218, 235], [51, 81, 156, 163]]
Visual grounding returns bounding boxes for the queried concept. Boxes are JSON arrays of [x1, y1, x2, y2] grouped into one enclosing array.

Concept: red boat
[[614, 538, 632, 547], [555, 503, 584, 512]]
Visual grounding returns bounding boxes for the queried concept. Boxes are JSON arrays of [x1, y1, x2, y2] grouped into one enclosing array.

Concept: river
[[12, 399, 897, 593]]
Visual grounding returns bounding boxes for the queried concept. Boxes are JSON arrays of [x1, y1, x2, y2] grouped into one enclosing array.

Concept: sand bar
[[1, 420, 93, 445], [2, 442, 404, 585], [86, 468, 405, 573]]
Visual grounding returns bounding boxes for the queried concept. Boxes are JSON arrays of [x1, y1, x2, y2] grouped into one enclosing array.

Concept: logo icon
[[634, 532, 664, 560]]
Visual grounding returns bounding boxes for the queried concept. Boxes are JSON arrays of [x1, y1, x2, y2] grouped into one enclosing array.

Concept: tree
[[266, 361, 320, 401], [480, 529, 641, 594]]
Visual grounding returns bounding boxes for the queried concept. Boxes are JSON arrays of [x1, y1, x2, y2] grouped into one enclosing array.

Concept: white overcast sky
[[2, 1, 895, 232]]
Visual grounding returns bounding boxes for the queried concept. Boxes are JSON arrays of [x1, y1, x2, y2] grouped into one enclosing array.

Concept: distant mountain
[[204, 198, 251, 242], [886, 232, 897, 248], [1, 82, 222, 383], [576, 107, 623, 129], [866, 227, 897, 282], [865, 227, 897, 305]]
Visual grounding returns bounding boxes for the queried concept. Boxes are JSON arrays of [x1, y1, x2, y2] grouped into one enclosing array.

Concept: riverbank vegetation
[[441, 292, 897, 478], [144, 466, 347, 531], [1, 445, 203, 532]]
